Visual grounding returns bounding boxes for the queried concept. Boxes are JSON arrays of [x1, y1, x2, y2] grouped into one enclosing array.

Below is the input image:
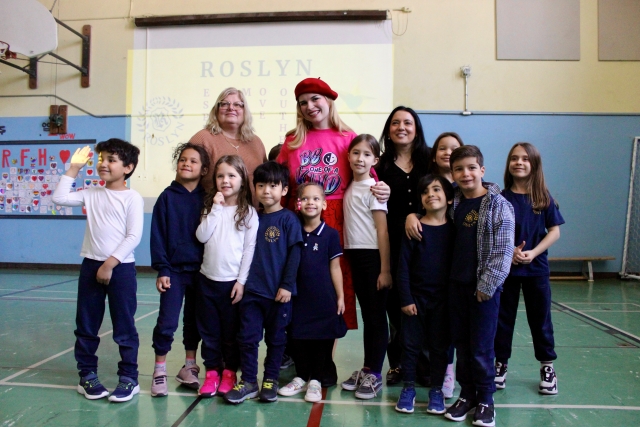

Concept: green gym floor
[[1, 269, 639, 427]]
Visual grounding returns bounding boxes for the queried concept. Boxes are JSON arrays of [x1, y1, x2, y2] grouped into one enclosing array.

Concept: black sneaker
[[224, 380, 259, 404], [77, 372, 109, 400], [444, 397, 477, 422], [386, 367, 402, 385], [259, 378, 279, 402], [494, 362, 507, 390], [472, 403, 495, 427], [108, 376, 140, 402], [280, 353, 294, 370], [539, 365, 558, 395]]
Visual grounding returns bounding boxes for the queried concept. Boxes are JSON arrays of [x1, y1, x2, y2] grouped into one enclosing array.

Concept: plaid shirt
[[450, 182, 515, 297]]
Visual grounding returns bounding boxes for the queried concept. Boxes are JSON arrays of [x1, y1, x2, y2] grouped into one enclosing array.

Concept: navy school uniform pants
[[238, 292, 292, 384], [196, 275, 240, 371], [450, 281, 500, 405], [494, 275, 556, 363], [152, 270, 200, 356], [401, 295, 450, 386], [75, 258, 139, 380], [347, 249, 389, 374]]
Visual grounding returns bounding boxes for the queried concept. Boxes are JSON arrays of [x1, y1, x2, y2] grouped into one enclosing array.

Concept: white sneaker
[[304, 380, 322, 403], [442, 364, 455, 399], [278, 376, 307, 396]]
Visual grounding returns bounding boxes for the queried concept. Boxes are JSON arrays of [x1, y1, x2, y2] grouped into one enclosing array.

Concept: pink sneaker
[[218, 369, 237, 395], [199, 370, 220, 398]]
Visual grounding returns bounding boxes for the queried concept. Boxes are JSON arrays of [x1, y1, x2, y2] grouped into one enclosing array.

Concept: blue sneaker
[[77, 372, 109, 400], [108, 376, 140, 402], [427, 387, 446, 414], [395, 386, 416, 413]]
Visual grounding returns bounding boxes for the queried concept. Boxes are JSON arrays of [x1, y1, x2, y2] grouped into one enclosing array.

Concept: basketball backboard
[[0, 0, 57, 57]]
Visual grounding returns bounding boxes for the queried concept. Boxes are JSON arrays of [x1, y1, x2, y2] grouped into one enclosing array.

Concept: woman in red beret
[[276, 78, 389, 386]]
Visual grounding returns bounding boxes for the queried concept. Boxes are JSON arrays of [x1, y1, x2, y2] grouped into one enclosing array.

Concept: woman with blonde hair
[[190, 87, 267, 201]]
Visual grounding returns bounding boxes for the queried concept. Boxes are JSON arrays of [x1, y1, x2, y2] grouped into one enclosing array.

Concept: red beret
[[294, 78, 338, 101]]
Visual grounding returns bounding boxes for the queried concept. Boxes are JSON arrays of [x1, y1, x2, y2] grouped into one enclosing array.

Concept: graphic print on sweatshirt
[[295, 148, 341, 196]]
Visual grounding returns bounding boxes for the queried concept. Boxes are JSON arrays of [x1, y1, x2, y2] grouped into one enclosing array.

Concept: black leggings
[[347, 249, 389, 373]]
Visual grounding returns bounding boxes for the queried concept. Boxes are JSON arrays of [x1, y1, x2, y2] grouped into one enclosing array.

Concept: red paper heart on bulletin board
[[59, 150, 71, 164]]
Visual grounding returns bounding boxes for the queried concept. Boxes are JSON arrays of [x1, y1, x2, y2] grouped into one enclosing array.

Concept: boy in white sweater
[[52, 139, 144, 403]]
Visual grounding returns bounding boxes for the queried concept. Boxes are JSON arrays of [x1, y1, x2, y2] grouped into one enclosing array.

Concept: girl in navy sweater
[[150, 143, 210, 397], [494, 142, 564, 395]]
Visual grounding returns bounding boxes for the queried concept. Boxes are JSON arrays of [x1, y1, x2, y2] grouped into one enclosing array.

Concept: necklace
[[395, 158, 413, 173], [222, 133, 240, 151]]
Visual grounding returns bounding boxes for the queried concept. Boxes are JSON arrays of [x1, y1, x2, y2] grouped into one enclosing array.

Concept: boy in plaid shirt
[[444, 145, 514, 427]]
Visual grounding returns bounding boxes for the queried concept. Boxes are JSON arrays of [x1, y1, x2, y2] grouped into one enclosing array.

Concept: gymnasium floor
[[0, 269, 639, 427]]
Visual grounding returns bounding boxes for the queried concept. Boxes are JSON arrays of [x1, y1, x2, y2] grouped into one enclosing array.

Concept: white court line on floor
[[0, 382, 639, 412], [555, 302, 640, 341], [0, 309, 159, 384], [0, 289, 159, 297]]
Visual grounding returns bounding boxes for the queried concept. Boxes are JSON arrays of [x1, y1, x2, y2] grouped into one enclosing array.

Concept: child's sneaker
[[77, 372, 109, 400], [224, 380, 259, 404], [279, 377, 308, 396], [176, 364, 200, 390], [280, 353, 295, 369], [444, 397, 477, 422], [539, 365, 558, 395], [472, 403, 495, 427], [304, 379, 322, 403], [494, 362, 507, 390], [199, 370, 220, 397], [395, 386, 416, 413], [108, 377, 140, 402], [443, 364, 455, 398], [150, 370, 168, 397], [355, 373, 382, 399], [427, 388, 446, 414], [218, 369, 237, 395], [259, 378, 279, 402], [341, 370, 363, 391]]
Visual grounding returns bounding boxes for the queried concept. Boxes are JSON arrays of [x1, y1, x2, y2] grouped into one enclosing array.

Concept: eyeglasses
[[218, 101, 244, 110]]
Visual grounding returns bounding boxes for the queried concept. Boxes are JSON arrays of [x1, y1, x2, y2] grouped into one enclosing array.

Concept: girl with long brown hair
[[494, 142, 565, 396], [195, 155, 259, 398]]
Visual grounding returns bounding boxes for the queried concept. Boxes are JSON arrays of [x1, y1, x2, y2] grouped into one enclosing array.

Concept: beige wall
[[2, 0, 639, 116]]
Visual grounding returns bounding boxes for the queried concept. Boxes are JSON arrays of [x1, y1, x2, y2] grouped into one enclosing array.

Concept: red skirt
[[322, 199, 357, 330]]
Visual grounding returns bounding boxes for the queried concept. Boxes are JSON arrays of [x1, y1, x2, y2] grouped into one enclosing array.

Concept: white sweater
[[196, 203, 259, 284], [52, 175, 144, 263]]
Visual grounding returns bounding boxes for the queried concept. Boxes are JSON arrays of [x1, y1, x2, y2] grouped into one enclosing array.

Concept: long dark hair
[[378, 106, 431, 173], [202, 155, 253, 230], [504, 142, 550, 210], [429, 132, 464, 176]]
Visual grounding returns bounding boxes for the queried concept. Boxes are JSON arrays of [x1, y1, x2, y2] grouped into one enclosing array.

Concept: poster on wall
[[0, 140, 97, 218], [128, 21, 393, 198]]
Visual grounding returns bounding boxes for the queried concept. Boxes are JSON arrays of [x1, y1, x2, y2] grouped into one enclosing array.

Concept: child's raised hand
[[377, 272, 393, 290], [336, 297, 345, 315], [156, 276, 171, 293], [70, 146, 92, 167], [275, 287, 291, 303], [230, 281, 244, 304], [401, 304, 417, 316], [213, 191, 225, 206], [512, 241, 526, 265]]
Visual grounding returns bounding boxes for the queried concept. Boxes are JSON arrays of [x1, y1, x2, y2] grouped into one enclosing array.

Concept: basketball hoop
[[0, 41, 16, 60]]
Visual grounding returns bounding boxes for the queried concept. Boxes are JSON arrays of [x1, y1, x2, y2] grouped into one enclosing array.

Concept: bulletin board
[[0, 140, 97, 218]]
